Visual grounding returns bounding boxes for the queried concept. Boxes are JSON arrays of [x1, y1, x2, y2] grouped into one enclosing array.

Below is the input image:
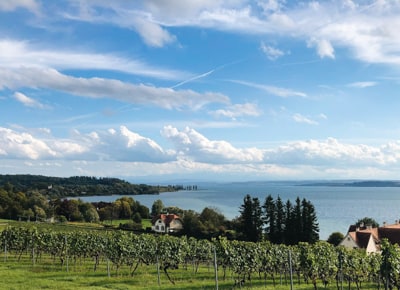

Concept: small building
[[151, 214, 183, 234], [339, 221, 400, 253]]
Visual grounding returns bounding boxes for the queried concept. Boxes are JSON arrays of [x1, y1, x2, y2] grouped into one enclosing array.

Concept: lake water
[[76, 181, 400, 240]]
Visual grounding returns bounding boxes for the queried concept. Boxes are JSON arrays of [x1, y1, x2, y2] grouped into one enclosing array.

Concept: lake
[[75, 181, 400, 240]]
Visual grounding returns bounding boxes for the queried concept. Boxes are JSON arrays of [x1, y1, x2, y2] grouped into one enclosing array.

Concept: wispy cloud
[[13, 92, 49, 109], [0, 0, 39, 13], [210, 103, 262, 119], [0, 67, 230, 110], [348, 81, 378, 88], [292, 113, 318, 125], [0, 39, 189, 80], [11, 1, 400, 67], [260, 41, 285, 60], [230, 80, 307, 98]]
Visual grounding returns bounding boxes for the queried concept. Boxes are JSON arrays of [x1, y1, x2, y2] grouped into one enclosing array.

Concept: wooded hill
[[0, 174, 177, 198]]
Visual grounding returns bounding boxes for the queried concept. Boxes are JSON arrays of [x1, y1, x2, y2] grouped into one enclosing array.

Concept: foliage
[[1, 225, 399, 289], [0, 174, 179, 198], [327, 231, 344, 246], [356, 217, 379, 228], [225, 194, 321, 244]]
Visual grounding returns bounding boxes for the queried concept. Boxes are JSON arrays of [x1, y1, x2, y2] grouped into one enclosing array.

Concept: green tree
[[301, 199, 319, 243], [199, 207, 226, 234], [182, 210, 202, 238], [263, 195, 276, 241], [275, 196, 285, 244], [238, 194, 263, 242], [151, 199, 164, 216], [327, 232, 344, 246], [356, 217, 379, 228]]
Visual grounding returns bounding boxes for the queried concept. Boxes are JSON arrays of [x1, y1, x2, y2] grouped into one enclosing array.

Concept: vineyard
[[1, 226, 400, 289]]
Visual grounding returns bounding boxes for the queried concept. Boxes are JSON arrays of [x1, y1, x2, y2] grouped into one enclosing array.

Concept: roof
[[344, 222, 400, 250], [151, 214, 181, 226]]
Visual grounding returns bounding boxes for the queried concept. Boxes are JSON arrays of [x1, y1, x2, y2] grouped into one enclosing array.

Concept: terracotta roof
[[151, 214, 181, 226], [345, 222, 400, 250]]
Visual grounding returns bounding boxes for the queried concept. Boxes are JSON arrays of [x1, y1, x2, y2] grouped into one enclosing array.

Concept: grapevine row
[[1, 226, 398, 289]]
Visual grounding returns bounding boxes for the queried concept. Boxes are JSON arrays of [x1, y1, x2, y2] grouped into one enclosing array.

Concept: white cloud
[[12, 1, 400, 67], [0, 127, 57, 160], [3, 125, 400, 179], [211, 103, 262, 119], [260, 41, 285, 60], [231, 80, 307, 98], [0, 0, 39, 13], [13, 92, 48, 109], [161, 125, 264, 163], [0, 67, 230, 110], [292, 113, 318, 125], [265, 138, 389, 166], [95, 126, 175, 162], [257, 0, 286, 13], [0, 39, 188, 80], [131, 17, 176, 47], [0, 126, 173, 163], [348, 81, 378, 88], [307, 38, 335, 59]]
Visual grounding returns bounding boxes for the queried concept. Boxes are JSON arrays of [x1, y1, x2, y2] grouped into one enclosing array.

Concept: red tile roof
[[151, 214, 181, 226]]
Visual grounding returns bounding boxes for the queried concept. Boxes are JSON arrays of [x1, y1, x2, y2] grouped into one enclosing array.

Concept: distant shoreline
[[299, 180, 400, 187]]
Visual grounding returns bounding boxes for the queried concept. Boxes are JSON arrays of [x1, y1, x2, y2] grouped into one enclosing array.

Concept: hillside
[[0, 174, 177, 198]]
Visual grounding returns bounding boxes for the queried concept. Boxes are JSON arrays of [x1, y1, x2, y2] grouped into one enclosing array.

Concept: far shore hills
[[299, 180, 400, 187]]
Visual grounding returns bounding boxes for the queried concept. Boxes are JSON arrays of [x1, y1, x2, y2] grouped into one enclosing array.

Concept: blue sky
[[1, 0, 400, 181]]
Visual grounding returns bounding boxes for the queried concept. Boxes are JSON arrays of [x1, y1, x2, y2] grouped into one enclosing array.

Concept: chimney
[[383, 221, 387, 227]]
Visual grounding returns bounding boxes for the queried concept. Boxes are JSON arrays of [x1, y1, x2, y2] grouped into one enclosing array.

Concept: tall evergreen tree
[[284, 199, 296, 244], [301, 198, 319, 243], [263, 195, 276, 241], [239, 194, 263, 242], [252, 196, 264, 242], [292, 197, 303, 244], [275, 196, 285, 244]]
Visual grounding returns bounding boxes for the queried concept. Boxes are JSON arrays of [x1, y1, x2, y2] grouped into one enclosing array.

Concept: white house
[[151, 214, 183, 234], [339, 221, 400, 253]]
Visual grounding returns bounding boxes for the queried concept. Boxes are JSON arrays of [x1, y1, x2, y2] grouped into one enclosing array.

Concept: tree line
[[0, 174, 181, 198], [237, 194, 319, 244], [0, 178, 320, 243]]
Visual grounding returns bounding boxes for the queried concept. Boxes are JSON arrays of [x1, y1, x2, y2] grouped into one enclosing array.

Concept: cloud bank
[[2, 124, 400, 179]]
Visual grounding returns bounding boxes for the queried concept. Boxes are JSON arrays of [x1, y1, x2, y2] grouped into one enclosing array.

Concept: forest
[[0, 174, 182, 198]]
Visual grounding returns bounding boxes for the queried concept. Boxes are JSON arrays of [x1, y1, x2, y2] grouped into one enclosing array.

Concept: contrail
[[170, 69, 216, 89], [170, 59, 245, 89]]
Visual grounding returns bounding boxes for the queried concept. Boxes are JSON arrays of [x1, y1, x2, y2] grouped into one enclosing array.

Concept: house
[[339, 221, 400, 253], [151, 214, 183, 233]]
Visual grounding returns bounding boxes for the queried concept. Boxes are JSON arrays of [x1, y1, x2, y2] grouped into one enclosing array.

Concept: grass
[[0, 220, 379, 289], [0, 253, 378, 290], [0, 218, 152, 232]]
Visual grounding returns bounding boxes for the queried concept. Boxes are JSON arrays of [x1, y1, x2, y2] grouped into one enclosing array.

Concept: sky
[[1, 0, 400, 182]]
